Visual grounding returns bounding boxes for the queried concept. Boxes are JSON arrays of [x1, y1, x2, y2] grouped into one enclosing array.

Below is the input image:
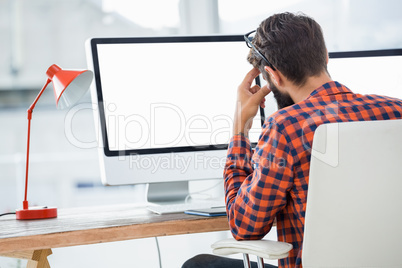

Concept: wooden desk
[[0, 204, 229, 268]]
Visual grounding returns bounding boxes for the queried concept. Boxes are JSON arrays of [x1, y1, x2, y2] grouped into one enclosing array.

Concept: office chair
[[212, 119, 402, 268]]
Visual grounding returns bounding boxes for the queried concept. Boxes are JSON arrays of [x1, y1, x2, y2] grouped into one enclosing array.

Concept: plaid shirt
[[224, 81, 402, 268]]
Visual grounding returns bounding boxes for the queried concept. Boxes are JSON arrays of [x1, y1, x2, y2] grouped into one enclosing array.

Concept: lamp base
[[16, 206, 57, 220]]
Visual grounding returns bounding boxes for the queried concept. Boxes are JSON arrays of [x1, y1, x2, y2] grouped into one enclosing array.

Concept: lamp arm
[[23, 78, 52, 209], [28, 78, 52, 117]]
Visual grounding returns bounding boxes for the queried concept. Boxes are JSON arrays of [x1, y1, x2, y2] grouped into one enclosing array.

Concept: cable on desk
[[0, 212, 16, 217], [155, 237, 163, 268], [184, 180, 223, 203]]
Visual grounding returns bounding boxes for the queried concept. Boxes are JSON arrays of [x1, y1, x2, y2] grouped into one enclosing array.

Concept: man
[[183, 12, 402, 268]]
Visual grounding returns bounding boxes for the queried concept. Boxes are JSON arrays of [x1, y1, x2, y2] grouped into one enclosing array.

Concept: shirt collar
[[307, 81, 354, 99]]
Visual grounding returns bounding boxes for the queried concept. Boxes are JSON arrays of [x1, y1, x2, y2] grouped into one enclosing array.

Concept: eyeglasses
[[244, 30, 276, 70]]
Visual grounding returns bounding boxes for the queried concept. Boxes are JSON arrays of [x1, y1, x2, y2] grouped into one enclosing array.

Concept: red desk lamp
[[16, 64, 93, 220]]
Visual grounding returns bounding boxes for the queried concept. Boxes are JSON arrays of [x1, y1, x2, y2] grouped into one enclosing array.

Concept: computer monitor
[[85, 35, 269, 202], [328, 49, 402, 98]]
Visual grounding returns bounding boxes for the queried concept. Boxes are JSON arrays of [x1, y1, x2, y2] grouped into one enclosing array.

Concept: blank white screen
[[97, 40, 265, 151], [328, 55, 402, 98]]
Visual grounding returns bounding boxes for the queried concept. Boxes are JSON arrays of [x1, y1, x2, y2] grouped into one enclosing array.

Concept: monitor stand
[[146, 181, 190, 204]]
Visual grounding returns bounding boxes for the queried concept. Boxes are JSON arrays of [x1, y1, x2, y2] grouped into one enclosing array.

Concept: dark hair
[[247, 12, 327, 86]]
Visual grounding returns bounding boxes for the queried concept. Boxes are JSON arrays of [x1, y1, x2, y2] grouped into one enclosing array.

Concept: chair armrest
[[211, 238, 293, 260]]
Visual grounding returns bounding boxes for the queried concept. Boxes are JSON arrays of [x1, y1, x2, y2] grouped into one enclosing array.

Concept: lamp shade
[[46, 64, 93, 109]]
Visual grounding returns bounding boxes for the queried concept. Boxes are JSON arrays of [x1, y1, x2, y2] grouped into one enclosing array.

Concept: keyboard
[[147, 200, 225, 215]]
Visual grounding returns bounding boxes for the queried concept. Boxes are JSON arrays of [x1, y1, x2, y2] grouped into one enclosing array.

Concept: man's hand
[[233, 68, 271, 136]]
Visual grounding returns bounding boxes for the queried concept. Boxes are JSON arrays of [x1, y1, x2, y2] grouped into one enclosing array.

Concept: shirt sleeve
[[224, 121, 294, 240]]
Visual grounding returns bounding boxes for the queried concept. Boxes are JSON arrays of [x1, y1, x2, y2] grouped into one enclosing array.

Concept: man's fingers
[[260, 84, 271, 95], [249, 85, 260, 94], [252, 84, 271, 104], [260, 97, 266, 108], [240, 68, 261, 89]]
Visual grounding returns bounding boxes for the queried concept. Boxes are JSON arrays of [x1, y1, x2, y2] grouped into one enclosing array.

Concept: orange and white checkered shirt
[[224, 81, 402, 268]]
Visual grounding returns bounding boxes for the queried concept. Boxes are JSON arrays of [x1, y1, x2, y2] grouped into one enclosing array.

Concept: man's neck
[[287, 71, 332, 104]]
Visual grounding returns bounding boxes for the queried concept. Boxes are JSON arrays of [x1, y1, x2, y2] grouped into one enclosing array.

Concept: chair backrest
[[302, 119, 402, 268]]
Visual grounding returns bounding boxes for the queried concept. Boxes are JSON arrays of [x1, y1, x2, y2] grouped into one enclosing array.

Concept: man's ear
[[264, 66, 281, 86]]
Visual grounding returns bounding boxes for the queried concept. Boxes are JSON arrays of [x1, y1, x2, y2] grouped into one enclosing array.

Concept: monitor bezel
[[89, 35, 261, 157], [329, 48, 402, 59]]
